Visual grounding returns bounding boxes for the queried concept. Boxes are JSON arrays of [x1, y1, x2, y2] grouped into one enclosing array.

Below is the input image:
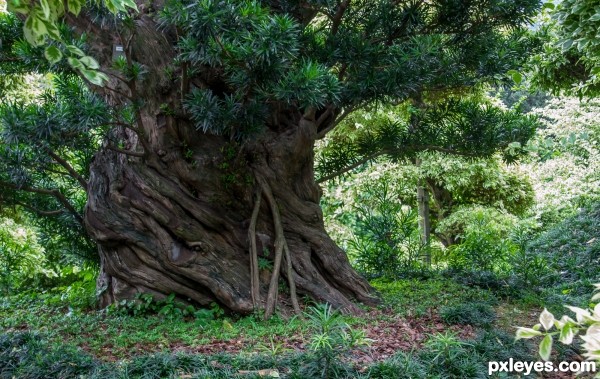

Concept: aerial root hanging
[[248, 187, 262, 309], [256, 176, 301, 320], [282, 238, 301, 315]]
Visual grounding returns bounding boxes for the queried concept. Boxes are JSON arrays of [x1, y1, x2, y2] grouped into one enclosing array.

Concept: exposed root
[[258, 177, 301, 320], [283, 239, 301, 315], [248, 187, 262, 310]]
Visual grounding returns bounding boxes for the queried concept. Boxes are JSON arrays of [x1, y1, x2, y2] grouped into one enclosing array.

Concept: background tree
[[1, 0, 541, 316], [317, 96, 537, 245], [529, 0, 600, 96]]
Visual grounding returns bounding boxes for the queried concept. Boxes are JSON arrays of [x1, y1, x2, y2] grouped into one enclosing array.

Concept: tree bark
[[85, 108, 378, 315]]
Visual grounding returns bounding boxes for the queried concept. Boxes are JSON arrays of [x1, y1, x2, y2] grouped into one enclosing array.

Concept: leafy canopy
[[529, 0, 600, 96]]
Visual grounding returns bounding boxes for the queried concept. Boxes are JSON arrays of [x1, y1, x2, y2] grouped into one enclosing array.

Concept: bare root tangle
[[258, 176, 301, 320]]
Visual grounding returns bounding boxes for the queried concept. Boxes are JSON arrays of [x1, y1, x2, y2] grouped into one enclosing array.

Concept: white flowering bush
[[0, 218, 50, 294], [516, 284, 600, 373], [520, 97, 600, 225]]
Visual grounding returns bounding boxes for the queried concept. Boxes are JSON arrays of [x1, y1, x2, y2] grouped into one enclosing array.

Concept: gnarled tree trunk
[[85, 107, 378, 314], [70, 9, 378, 315]]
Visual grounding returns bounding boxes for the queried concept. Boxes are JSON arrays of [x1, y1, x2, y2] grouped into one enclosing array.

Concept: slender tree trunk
[[415, 159, 431, 266]]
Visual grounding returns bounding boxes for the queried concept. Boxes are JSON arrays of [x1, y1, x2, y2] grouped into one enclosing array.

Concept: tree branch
[[45, 149, 88, 191], [316, 151, 384, 183], [14, 201, 64, 217], [331, 0, 350, 36], [0, 181, 83, 223], [105, 144, 145, 157]]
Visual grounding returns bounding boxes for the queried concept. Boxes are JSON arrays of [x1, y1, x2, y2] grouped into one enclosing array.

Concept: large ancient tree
[[1, 0, 540, 316]]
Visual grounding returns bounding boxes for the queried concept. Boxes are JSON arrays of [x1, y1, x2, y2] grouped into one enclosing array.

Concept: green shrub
[[0, 332, 99, 379], [107, 293, 222, 321], [526, 202, 600, 287], [0, 218, 52, 295], [439, 206, 519, 274], [419, 332, 487, 379], [348, 174, 426, 279]]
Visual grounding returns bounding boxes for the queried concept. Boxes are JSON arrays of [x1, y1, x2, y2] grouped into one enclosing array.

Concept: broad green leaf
[[67, 0, 82, 15], [120, 0, 138, 11], [7, 0, 30, 14], [23, 14, 46, 46], [47, 0, 64, 18], [67, 56, 85, 70], [39, 0, 51, 19], [507, 70, 523, 85], [66, 44, 85, 57], [80, 56, 100, 69], [44, 45, 62, 63], [103, 0, 119, 13], [42, 19, 61, 40], [33, 13, 47, 35], [539, 334, 553, 361], [516, 327, 543, 340], [560, 39, 574, 51], [80, 68, 108, 86], [559, 323, 575, 344]]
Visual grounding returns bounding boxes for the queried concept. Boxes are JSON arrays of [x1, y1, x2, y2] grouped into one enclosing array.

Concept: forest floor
[[0, 276, 592, 378]]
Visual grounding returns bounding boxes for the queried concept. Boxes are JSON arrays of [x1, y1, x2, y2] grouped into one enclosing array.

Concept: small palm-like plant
[[304, 303, 372, 378]]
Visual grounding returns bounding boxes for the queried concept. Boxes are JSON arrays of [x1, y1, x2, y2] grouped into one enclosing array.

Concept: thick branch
[[45, 149, 88, 191], [331, 0, 350, 36], [106, 144, 145, 157], [317, 144, 481, 183], [316, 106, 356, 140]]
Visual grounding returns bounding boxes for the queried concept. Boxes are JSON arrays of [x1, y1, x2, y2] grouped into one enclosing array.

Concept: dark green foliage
[[373, 277, 499, 317], [301, 303, 370, 379], [440, 302, 496, 327], [317, 99, 539, 181], [472, 329, 534, 364], [108, 292, 223, 321], [0, 329, 535, 379], [157, 0, 542, 141], [368, 330, 536, 378], [0, 332, 98, 379], [395, 331, 494, 379], [0, 74, 105, 265], [527, 202, 600, 286], [366, 352, 428, 379]]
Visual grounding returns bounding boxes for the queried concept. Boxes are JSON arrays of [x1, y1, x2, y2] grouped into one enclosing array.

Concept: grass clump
[[440, 302, 496, 327]]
